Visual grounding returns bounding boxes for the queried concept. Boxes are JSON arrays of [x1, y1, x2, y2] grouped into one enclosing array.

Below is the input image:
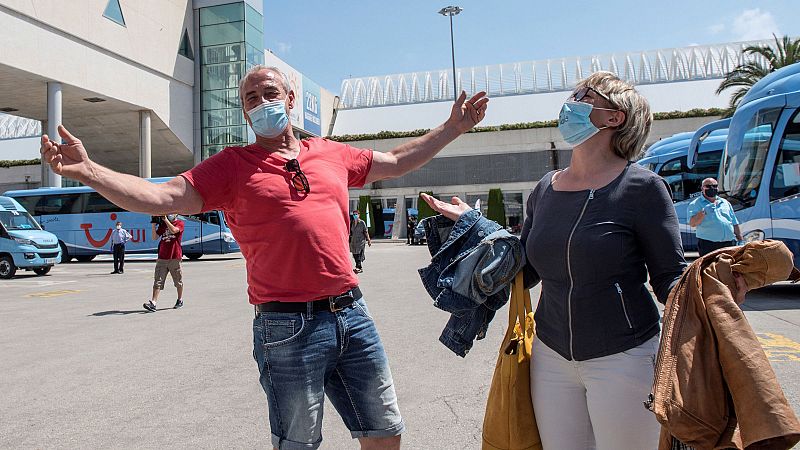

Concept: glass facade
[[198, 2, 263, 160], [179, 29, 194, 60]]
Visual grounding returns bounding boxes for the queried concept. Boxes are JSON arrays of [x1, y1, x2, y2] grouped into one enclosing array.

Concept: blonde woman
[[422, 72, 686, 449]]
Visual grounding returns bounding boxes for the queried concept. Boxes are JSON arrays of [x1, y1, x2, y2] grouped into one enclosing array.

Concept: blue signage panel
[[302, 76, 322, 136]]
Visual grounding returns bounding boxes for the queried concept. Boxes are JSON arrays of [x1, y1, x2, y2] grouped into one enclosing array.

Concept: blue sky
[[263, 0, 800, 92]]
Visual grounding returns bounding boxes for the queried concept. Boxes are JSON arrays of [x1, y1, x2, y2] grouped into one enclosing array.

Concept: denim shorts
[[252, 298, 404, 450]]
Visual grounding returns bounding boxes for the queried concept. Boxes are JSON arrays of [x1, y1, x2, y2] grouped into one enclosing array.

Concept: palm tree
[[716, 34, 800, 116]]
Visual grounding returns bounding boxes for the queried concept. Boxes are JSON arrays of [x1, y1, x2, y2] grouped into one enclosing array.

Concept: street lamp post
[[438, 5, 463, 101]]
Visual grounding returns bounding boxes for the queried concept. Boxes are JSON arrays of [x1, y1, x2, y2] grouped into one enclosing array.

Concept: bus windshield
[[0, 210, 42, 231], [721, 108, 781, 210]]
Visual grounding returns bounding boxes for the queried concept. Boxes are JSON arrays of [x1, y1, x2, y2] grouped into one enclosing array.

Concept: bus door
[[182, 215, 203, 255], [183, 211, 223, 255], [768, 105, 800, 265], [656, 155, 698, 251], [202, 211, 224, 254]]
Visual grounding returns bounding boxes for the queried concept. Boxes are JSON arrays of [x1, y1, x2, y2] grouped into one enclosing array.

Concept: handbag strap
[[504, 272, 531, 343]]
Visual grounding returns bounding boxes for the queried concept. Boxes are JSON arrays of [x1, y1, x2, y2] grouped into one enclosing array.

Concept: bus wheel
[[0, 255, 17, 279], [185, 253, 202, 260], [34, 266, 52, 276], [75, 255, 96, 263], [59, 242, 73, 263]]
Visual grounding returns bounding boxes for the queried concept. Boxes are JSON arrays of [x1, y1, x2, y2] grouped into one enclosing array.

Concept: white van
[[0, 196, 61, 278]]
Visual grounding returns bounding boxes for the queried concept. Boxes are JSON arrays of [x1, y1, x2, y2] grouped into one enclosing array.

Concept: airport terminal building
[[0, 1, 773, 236], [0, 0, 333, 185]]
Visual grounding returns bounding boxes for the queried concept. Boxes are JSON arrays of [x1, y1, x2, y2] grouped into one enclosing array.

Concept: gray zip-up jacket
[[522, 163, 686, 361]]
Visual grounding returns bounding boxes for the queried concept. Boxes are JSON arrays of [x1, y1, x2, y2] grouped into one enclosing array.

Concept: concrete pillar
[[40, 119, 48, 186], [522, 188, 533, 224], [391, 195, 406, 240], [139, 110, 152, 178], [45, 82, 62, 188]]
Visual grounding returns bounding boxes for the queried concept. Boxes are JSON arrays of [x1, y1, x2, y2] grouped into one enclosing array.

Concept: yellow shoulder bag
[[482, 272, 542, 450]]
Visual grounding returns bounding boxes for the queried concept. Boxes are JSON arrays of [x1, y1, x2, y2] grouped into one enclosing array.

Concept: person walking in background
[[143, 214, 185, 311], [350, 210, 371, 273], [406, 215, 416, 245], [688, 177, 744, 256], [110, 221, 132, 274]]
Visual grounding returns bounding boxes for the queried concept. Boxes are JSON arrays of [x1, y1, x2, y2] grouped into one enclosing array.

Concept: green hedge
[[417, 191, 436, 220], [327, 108, 725, 142], [370, 201, 382, 238], [0, 159, 40, 168], [486, 188, 506, 228], [357, 195, 374, 237]]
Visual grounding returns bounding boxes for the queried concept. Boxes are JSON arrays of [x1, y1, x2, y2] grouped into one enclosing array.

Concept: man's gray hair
[[238, 65, 292, 100]]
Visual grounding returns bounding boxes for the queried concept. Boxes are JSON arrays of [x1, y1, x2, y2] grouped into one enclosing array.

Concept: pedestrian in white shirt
[[110, 221, 133, 274]]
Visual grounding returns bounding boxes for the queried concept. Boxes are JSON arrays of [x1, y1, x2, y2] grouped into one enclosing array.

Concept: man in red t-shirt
[[40, 65, 488, 450], [143, 214, 185, 312]]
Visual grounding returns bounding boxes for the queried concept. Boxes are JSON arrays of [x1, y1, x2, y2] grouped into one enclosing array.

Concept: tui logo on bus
[[81, 213, 147, 248]]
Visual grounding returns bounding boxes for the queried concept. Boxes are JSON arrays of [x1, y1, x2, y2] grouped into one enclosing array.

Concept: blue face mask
[[557, 101, 609, 146], [247, 100, 289, 138]]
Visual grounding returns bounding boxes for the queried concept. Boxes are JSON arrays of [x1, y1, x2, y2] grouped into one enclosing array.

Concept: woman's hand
[[420, 193, 472, 222]]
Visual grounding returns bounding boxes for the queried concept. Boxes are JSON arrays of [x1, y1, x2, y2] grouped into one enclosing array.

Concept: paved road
[[1, 243, 799, 449]]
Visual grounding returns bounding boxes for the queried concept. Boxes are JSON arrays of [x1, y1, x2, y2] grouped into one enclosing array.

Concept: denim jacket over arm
[[419, 210, 524, 357]]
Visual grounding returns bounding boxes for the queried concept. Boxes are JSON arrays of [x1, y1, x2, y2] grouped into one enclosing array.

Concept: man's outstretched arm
[[41, 125, 204, 215], [365, 91, 488, 184]]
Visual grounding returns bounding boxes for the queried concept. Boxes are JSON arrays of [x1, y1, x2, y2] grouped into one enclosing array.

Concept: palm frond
[[719, 34, 800, 113], [728, 87, 750, 109], [745, 44, 777, 65], [715, 61, 771, 94]]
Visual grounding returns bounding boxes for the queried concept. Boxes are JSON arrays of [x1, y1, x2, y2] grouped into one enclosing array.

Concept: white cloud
[[276, 42, 292, 54], [708, 23, 725, 34], [732, 9, 780, 41]]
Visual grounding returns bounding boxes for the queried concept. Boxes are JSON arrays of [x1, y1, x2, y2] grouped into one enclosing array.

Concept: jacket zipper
[[646, 275, 685, 412], [566, 189, 594, 359], [615, 282, 634, 329]]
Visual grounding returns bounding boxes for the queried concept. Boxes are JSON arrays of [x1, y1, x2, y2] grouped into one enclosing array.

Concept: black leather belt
[[255, 287, 362, 314]]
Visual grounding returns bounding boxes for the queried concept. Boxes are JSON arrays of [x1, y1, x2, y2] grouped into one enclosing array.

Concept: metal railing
[[0, 113, 41, 140], [339, 39, 773, 109]]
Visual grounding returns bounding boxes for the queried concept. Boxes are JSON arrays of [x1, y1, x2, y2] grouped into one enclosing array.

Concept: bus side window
[[685, 150, 723, 200], [770, 113, 800, 201], [190, 212, 220, 225], [658, 157, 686, 202], [13, 195, 41, 215], [37, 194, 81, 215], [83, 192, 124, 213]]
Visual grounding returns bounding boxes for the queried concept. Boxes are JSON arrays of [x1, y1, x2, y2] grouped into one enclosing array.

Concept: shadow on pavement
[[742, 283, 800, 311], [90, 309, 153, 316], [66, 254, 242, 265]]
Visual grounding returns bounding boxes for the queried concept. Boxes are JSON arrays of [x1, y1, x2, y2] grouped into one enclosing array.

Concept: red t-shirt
[[156, 219, 184, 260], [180, 138, 373, 304]]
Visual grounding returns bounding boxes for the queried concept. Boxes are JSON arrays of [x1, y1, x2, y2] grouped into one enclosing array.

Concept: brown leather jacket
[[650, 240, 800, 450]]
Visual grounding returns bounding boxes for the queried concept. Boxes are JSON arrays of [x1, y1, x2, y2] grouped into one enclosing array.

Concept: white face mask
[[116, 225, 122, 230]]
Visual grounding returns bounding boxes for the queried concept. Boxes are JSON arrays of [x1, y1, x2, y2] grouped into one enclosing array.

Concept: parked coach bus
[[638, 130, 728, 251], [3, 178, 239, 262], [687, 62, 800, 265]]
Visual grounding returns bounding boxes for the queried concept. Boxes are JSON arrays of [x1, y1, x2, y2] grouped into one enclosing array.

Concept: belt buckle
[[329, 296, 344, 312], [329, 291, 353, 312]]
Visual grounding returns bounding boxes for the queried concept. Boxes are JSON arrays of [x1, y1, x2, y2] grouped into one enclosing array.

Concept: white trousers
[[530, 335, 661, 450]]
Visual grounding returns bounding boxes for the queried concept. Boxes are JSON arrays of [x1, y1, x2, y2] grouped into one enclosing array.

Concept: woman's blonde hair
[[575, 71, 652, 160]]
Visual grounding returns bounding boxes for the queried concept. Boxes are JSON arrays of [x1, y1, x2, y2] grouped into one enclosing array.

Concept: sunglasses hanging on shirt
[[284, 158, 310, 193]]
